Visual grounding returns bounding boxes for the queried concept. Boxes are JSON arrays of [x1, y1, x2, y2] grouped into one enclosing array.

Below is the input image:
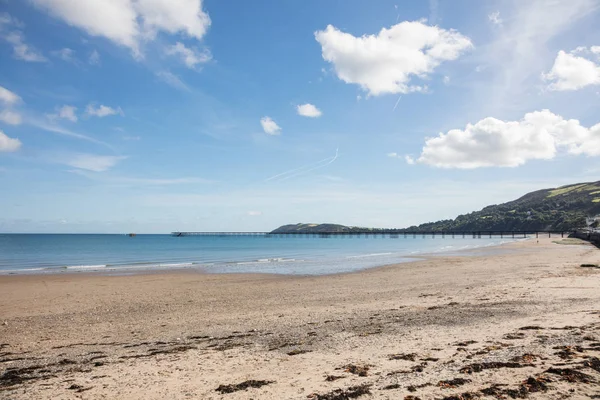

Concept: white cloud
[[48, 105, 78, 122], [31, 0, 211, 57], [443, 75, 450, 85], [165, 42, 211, 69], [52, 47, 75, 62], [65, 154, 126, 172], [314, 21, 473, 96], [247, 211, 262, 216], [89, 49, 100, 65], [296, 103, 322, 118], [388, 152, 415, 164], [4, 31, 46, 62], [0, 86, 20, 105], [475, 0, 597, 115], [156, 71, 190, 91], [591, 46, 600, 55], [488, 11, 503, 26], [542, 49, 600, 91], [417, 110, 600, 168], [260, 116, 281, 135], [0, 110, 22, 125], [0, 129, 21, 152], [85, 104, 123, 118]]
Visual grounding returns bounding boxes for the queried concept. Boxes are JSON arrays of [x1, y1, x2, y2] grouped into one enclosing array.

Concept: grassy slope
[[271, 181, 600, 233]]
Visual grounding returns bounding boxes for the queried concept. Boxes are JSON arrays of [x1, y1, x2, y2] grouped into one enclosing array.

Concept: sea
[[0, 234, 522, 276], [0, 234, 515, 275]]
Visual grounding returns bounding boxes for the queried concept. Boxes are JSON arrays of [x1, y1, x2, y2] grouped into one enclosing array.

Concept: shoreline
[[1, 237, 599, 399], [0, 235, 525, 278]]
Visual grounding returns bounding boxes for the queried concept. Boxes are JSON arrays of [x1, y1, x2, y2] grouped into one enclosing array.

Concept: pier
[[171, 231, 572, 238]]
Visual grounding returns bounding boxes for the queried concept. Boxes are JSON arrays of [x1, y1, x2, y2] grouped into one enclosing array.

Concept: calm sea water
[[0, 234, 520, 275]]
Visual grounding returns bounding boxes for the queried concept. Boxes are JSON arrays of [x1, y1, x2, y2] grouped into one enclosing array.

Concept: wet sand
[[1, 237, 599, 399]]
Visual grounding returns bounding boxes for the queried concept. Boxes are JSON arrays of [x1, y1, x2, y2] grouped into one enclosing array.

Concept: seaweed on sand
[[583, 357, 600, 372], [307, 384, 372, 400], [342, 364, 370, 376], [480, 376, 550, 399], [389, 353, 418, 361], [438, 392, 479, 400], [544, 367, 594, 383], [287, 349, 311, 356], [215, 379, 274, 394], [460, 362, 530, 374], [437, 378, 471, 388]]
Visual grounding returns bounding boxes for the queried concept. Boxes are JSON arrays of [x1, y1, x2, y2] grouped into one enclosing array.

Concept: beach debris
[[215, 379, 274, 394], [454, 340, 477, 347], [437, 378, 471, 388], [460, 361, 530, 374], [583, 357, 600, 372], [382, 383, 401, 390], [519, 326, 543, 330], [287, 349, 311, 356], [544, 367, 594, 383], [307, 383, 371, 399], [480, 376, 550, 398], [324, 375, 345, 382], [389, 353, 417, 361], [421, 357, 439, 362], [342, 364, 370, 376], [438, 392, 480, 400], [503, 332, 526, 340], [67, 383, 92, 393], [553, 345, 583, 360], [407, 382, 431, 392], [580, 263, 599, 268], [510, 353, 539, 363], [404, 396, 422, 400]]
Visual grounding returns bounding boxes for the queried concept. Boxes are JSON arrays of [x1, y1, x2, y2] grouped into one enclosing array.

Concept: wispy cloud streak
[[265, 149, 339, 182]]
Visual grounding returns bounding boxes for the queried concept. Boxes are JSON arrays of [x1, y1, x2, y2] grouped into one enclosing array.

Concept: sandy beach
[[1, 237, 599, 399]]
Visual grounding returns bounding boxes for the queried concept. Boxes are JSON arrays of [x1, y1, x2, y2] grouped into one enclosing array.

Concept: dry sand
[[1, 237, 600, 399]]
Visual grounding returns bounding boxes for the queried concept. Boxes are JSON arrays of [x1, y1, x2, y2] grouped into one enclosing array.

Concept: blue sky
[[1, 0, 600, 233]]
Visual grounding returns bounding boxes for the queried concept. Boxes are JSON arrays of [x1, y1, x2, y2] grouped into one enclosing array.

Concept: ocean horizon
[[0, 233, 522, 276]]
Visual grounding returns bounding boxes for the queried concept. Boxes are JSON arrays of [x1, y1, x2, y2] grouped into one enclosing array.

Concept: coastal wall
[[570, 230, 600, 247]]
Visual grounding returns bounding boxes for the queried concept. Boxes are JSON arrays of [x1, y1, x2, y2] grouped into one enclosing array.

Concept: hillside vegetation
[[403, 181, 600, 232], [271, 181, 600, 233]]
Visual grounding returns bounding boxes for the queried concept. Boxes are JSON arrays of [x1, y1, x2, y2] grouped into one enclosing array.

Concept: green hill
[[270, 223, 353, 234], [270, 181, 600, 233], [405, 181, 600, 232]]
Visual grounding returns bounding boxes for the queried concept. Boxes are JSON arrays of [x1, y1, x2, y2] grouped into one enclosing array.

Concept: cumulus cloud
[[488, 11, 503, 26], [542, 48, 600, 90], [417, 110, 600, 168], [4, 31, 46, 62], [89, 49, 100, 65], [65, 154, 126, 172], [48, 105, 78, 122], [85, 104, 123, 118], [31, 0, 211, 56], [260, 116, 281, 135], [165, 42, 211, 69], [296, 103, 322, 118], [0, 110, 22, 125], [0, 129, 21, 152], [52, 47, 76, 62], [0, 86, 20, 106], [314, 21, 472, 96]]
